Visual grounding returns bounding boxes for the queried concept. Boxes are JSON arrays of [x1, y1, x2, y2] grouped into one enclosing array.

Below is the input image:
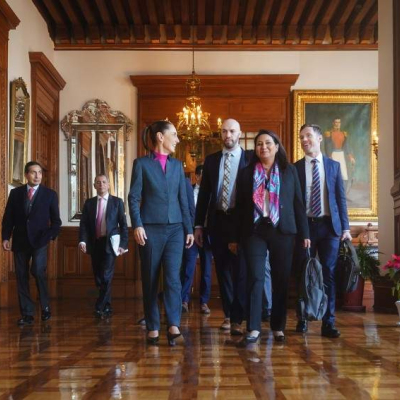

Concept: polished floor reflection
[[0, 298, 400, 399]]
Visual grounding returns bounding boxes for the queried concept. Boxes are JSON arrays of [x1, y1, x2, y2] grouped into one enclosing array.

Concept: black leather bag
[[337, 239, 361, 293], [299, 249, 328, 321]]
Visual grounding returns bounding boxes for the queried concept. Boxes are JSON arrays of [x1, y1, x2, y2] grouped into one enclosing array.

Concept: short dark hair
[[252, 130, 288, 170], [195, 164, 203, 175], [94, 174, 109, 183], [142, 120, 173, 151], [300, 123, 323, 136], [24, 161, 43, 174]]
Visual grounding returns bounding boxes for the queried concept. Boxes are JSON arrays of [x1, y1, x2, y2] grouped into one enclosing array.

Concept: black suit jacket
[[79, 195, 128, 255], [294, 156, 349, 236], [2, 184, 62, 251], [234, 163, 309, 241], [194, 148, 252, 232]]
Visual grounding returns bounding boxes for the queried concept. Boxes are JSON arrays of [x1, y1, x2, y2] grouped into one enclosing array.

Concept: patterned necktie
[[221, 153, 231, 211], [96, 197, 104, 238], [311, 159, 321, 217], [28, 187, 35, 201]]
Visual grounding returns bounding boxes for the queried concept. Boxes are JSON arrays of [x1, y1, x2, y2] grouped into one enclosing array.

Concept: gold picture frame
[[293, 90, 378, 221], [9, 78, 30, 186]]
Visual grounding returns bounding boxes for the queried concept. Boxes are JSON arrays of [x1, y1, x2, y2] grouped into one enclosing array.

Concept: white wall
[[54, 50, 378, 225], [378, 0, 395, 260], [7, 0, 54, 190]]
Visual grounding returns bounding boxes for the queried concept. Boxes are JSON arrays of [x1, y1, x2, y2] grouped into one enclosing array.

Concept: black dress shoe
[[274, 334, 285, 342], [296, 320, 308, 333], [102, 307, 113, 318], [261, 310, 271, 322], [321, 323, 341, 338], [17, 315, 34, 326], [41, 307, 51, 321]]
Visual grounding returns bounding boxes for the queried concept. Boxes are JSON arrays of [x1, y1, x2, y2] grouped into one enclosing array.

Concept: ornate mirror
[[61, 99, 133, 221], [9, 78, 30, 186]]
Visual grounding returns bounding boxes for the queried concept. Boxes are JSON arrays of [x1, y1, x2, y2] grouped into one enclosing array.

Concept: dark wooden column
[[0, 0, 19, 307], [393, 0, 400, 253]]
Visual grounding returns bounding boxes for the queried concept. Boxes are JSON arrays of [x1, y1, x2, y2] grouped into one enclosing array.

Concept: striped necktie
[[311, 159, 321, 217], [221, 153, 231, 211]]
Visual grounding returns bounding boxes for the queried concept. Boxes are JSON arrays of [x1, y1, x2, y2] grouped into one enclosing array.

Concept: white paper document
[[110, 234, 128, 257]]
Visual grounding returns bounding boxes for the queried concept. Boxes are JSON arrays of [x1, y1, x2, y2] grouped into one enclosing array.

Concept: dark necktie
[[311, 159, 321, 217]]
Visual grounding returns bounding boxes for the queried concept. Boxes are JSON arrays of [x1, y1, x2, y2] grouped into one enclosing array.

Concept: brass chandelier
[[176, 3, 221, 143]]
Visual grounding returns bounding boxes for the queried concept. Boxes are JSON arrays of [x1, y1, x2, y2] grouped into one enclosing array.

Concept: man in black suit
[[194, 118, 251, 333], [181, 165, 213, 314], [2, 161, 61, 325], [294, 124, 351, 338], [79, 174, 128, 318]]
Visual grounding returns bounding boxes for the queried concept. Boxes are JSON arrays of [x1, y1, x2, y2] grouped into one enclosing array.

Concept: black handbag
[[337, 239, 361, 293]]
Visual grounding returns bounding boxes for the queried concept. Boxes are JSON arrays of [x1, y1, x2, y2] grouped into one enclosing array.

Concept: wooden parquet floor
[[0, 298, 400, 400]]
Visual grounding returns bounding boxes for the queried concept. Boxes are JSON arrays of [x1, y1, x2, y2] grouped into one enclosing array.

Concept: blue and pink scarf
[[252, 162, 280, 226]]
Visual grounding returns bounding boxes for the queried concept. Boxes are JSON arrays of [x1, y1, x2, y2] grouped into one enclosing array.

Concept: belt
[[216, 209, 234, 216], [308, 216, 330, 223]]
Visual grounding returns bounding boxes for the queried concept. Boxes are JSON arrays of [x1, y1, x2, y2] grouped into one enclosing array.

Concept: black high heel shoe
[[273, 331, 285, 342], [146, 333, 159, 345], [167, 329, 182, 346]]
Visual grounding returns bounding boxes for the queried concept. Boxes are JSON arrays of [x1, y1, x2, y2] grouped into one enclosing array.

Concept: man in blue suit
[[294, 124, 352, 338], [79, 174, 128, 318], [195, 119, 251, 333], [181, 165, 213, 314], [2, 161, 61, 325]]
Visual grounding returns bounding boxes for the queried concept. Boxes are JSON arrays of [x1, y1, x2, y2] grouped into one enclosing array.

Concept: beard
[[224, 138, 239, 149]]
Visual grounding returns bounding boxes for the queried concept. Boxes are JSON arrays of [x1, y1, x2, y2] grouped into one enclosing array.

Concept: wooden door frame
[[29, 52, 65, 297]]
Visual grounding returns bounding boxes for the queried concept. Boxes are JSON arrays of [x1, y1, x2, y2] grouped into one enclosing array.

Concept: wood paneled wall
[[131, 74, 299, 158], [0, 0, 19, 308], [393, 0, 400, 254], [57, 227, 139, 298]]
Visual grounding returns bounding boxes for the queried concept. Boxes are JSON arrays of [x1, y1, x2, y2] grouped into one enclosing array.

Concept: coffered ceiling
[[32, 0, 378, 50]]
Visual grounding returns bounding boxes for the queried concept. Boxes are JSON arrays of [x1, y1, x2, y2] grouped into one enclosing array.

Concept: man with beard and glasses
[[194, 119, 252, 334]]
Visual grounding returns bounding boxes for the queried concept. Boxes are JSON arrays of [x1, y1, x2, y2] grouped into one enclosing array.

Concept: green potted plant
[[342, 243, 380, 312]]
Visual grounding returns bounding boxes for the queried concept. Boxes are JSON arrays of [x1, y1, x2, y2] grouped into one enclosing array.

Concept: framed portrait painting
[[293, 90, 378, 221]]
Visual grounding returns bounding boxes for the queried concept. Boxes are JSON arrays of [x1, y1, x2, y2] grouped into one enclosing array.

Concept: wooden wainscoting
[[57, 227, 139, 299]]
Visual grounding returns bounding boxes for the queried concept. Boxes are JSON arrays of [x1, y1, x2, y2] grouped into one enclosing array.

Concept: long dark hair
[[251, 129, 288, 170], [142, 120, 173, 151]]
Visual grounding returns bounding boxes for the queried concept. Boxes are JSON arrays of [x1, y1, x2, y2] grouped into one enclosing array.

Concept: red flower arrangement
[[382, 254, 400, 301]]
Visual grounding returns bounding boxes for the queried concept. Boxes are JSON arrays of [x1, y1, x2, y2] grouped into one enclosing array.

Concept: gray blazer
[[128, 153, 193, 235]]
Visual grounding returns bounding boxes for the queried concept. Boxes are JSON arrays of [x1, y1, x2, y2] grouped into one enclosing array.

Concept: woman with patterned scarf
[[232, 130, 310, 343]]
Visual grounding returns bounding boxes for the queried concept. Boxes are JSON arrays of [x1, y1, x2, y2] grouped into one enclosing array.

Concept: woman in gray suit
[[129, 120, 194, 345]]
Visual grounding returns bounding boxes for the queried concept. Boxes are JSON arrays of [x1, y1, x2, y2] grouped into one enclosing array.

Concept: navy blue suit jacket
[[79, 195, 128, 255], [294, 155, 349, 236], [234, 163, 309, 241], [1, 184, 62, 251], [128, 153, 192, 235], [194, 148, 252, 232]]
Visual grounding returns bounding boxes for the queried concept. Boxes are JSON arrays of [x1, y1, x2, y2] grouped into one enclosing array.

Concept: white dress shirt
[[305, 153, 330, 217], [193, 183, 200, 207]]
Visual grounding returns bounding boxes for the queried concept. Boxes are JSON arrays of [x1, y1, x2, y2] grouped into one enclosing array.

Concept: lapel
[[238, 148, 246, 169], [165, 157, 175, 186], [212, 151, 223, 195], [322, 155, 331, 194], [297, 158, 307, 205], [90, 197, 98, 227], [105, 195, 113, 229]]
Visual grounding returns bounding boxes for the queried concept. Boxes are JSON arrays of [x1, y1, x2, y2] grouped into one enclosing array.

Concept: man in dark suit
[[194, 118, 251, 333], [181, 165, 213, 314], [2, 161, 61, 325], [294, 124, 352, 338], [79, 174, 128, 318]]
